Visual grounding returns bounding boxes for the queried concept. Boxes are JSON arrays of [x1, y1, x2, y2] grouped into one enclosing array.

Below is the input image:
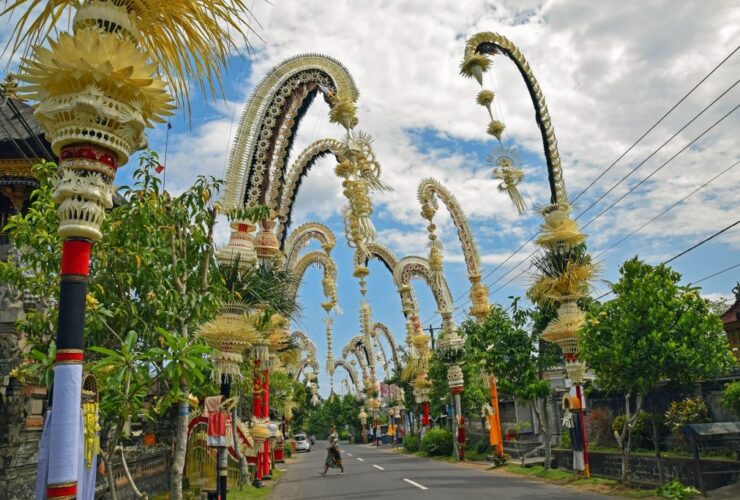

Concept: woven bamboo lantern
[[197, 303, 256, 382]]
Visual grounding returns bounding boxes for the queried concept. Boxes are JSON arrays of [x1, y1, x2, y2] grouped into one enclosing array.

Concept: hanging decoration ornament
[[529, 203, 595, 384], [325, 316, 335, 376], [420, 197, 446, 292], [218, 219, 258, 270], [336, 130, 390, 262], [487, 144, 526, 214], [197, 302, 256, 382], [255, 217, 280, 261], [468, 274, 490, 322]]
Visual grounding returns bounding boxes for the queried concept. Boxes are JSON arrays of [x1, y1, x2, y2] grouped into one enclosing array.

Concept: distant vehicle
[[294, 433, 311, 452], [309, 435, 316, 445]]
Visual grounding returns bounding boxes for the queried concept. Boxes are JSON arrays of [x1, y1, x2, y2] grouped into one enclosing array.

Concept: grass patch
[[503, 465, 659, 497], [225, 470, 283, 500], [504, 464, 573, 481], [151, 469, 284, 500]]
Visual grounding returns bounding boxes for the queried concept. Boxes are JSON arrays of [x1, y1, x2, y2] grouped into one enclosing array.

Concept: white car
[[294, 433, 311, 452]]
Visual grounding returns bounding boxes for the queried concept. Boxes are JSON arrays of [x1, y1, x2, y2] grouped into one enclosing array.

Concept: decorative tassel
[[428, 239, 445, 290], [486, 119, 506, 141], [537, 207, 585, 250], [328, 97, 359, 129], [476, 89, 495, 108], [493, 165, 526, 214], [459, 54, 491, 85]]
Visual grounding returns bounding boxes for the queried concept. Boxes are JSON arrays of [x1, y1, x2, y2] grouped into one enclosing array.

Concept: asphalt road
[[271, 441, 608, 499]]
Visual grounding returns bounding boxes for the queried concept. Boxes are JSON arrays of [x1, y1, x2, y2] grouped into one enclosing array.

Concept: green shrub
[[475, 439, 491, 454], [665, 397, 709, 433], [665, 397, 709, 450], [403, 435, 419, 453], [612, 411, 653, 449], [283, 444, 292, 458], [721, 381, 740, 418], [656, 479, 700, 499], [422, 427, 453, 456], [339, 429, 349, 441]]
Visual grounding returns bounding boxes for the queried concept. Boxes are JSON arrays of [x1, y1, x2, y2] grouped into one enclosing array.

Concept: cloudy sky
[[5, 0, 740, 396]]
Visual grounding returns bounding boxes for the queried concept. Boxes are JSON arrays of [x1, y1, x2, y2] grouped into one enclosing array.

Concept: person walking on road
[[320, 425, 345, 476]]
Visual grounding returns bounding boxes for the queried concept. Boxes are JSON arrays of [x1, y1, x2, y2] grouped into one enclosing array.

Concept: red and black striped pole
[[46, 144, 116, 499]]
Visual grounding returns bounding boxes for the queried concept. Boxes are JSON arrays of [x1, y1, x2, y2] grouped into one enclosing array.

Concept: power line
[[581, 104, 738, 230], [596, 219, 740, 300], [575, 79, 739, 220], [691, 263, 740, 285], [594, 159, 740, 259], [422, 53, 740, 324], [571, 44, 740, 203], [664, 219, 740, 264]]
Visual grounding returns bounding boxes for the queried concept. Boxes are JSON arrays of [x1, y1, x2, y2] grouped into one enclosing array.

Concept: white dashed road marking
[[347, 453, 353, 456], [357, 457, 365, 462], [403, 478, 428, 490], [373, 464, 385, 470]]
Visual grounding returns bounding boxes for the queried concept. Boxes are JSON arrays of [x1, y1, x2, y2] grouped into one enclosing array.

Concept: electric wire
[[596, 219, 740, 300], [575, 79, 739, 221], [422, 73, 740, 325], [594, 159, 740, 259], [445, 111, 739, 322], [581, 104, 739, 230], [571, 44, 740, 203]]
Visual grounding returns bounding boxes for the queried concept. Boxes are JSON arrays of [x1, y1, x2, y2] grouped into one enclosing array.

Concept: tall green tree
[[462, 298, 557, 466], [580, 258, 734, 484]]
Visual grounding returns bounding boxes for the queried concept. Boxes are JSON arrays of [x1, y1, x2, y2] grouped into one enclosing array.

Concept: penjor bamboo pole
[[47, 144, 118, 499]]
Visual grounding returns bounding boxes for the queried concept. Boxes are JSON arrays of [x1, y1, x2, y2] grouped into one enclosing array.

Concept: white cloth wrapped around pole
[[48, 364, 83, 491]]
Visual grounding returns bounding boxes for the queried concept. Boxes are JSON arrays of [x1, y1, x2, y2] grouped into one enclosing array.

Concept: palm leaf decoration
[[2, 0, 258, 110], [528, 243, 596, 305]]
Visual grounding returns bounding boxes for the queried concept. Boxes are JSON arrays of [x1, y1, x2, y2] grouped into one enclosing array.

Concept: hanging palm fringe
[[529, 258, 595, 305], [6, 0, 257, 109], [493, 165, 526, 214], [469, 274, 490, 321], [328, 96, 359, 129]]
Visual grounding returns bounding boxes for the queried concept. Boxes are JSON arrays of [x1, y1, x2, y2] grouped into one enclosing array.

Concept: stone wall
[[96, 444, 172, 499], [552, 449, 740, 491], [0, 313, 47, 500]]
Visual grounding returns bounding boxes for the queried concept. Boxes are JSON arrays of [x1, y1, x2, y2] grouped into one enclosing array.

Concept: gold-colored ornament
[[328, 96, 359, 129], [6, 0, 257, 108], [476, 89, 495, 108], [459, 54, 491, 85], [486, 119, 506, 141], [197, 303, 257, 382], [255, 218, 280, 260], [536, 203, 585, 250], [19, 28, 174, 164], [469, 274, 490, 321]]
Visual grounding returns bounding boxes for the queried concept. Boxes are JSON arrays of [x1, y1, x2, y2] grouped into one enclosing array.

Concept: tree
[[580, 258, 734, 484], [91, 332, 158, 499], [0, 153, 226, 499], [462, 298, 555, 466]]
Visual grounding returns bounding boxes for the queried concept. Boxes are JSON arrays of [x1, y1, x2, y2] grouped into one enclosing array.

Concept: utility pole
[[427, 324, 443, 349]]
